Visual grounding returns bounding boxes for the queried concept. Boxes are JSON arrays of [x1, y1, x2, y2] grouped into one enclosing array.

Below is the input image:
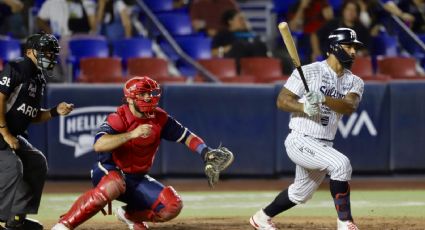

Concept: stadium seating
[[377, 57, 418, 78], [68, 37, 109, 80], [78, 57, 124, 83], [240, 57, 287, 83], [156, 12, 193, 36], [127, 57, 169, 77], [198, 58, 255, 83], [371, 34, 398, 56], [112, 37, 153, 62], [351, 56, 373, 76], [0, 37, 21, 63], [144, 0, 174, 12]]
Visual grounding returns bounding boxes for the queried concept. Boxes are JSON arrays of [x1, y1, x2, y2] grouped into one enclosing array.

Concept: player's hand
[[4, 133, 19, 150], [303, 101, 319, 117], [130, 124, 152, 139], [56, 102, 74, 116], [306, 91, 325, 104]]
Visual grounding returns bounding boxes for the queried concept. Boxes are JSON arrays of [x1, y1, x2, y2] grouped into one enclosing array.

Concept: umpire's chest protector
[[109, 105, 168, 174]]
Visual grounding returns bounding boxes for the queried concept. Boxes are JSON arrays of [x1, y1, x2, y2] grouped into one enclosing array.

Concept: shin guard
[[59, 171, 125, 229]]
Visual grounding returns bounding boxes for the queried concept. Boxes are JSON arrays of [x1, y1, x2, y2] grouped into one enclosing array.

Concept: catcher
[[51, 76, 233, 230]]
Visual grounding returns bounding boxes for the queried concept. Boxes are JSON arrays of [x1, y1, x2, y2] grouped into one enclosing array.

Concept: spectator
[[36, 0, 97, 37], [311, 0, 370, 61], [211, 9, 268, 68], [397, 0, 425, 34], [36, 0, 97, 82], [0, 0, 27, 38], [96, 0, 132, 41], [189, 0, 239, 37], [287, 0, 334, 34]]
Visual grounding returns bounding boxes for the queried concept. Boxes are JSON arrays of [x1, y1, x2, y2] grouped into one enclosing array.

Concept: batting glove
[[306, 91, 326, 104], [303, 101, 320, 117]]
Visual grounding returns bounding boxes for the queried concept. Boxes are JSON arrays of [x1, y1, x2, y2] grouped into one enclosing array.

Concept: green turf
[[33, 190, 425, 222]]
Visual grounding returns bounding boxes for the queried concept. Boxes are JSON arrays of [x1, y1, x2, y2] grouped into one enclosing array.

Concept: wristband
[[50, 106, 59, 117]]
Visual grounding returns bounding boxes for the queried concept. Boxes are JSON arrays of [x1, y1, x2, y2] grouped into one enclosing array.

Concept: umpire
[[0, 33, 73, 230]]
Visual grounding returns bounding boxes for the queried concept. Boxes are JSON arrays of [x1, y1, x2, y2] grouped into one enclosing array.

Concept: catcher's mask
[[26, 32, 60, 71], [328, 27, 363, 69], [124, 76, 161, 113]]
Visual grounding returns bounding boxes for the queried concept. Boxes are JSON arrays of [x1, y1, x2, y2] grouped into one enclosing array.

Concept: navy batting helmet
[[328, 28, 363, 69]]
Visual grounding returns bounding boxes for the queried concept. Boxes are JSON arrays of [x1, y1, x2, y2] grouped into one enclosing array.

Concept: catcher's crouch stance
[[52, 76, 233, 230]]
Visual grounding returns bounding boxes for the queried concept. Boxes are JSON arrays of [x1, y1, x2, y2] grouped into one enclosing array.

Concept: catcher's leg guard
[[125, 186, 183, 223], [58, 171, 125, 229]]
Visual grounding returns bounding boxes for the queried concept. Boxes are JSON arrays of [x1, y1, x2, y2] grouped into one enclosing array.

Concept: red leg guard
[[125, 186, 183, 223], [59, 171, 126, 229]]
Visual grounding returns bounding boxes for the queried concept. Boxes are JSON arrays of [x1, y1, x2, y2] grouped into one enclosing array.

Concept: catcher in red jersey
[[51, 76, 233, 230]]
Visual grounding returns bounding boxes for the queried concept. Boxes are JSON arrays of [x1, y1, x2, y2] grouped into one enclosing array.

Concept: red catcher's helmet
[[124, 76, 161, 113]]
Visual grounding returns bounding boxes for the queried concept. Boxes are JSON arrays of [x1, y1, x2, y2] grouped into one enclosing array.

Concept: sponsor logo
[[59, 106, 116, 157], [338, 110, 377, 138]]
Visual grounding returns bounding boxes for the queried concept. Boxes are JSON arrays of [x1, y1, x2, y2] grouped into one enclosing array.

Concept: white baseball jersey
[[284, 60, 364, 140]]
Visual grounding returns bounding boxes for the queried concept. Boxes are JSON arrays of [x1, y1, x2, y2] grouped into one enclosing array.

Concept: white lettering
[[338, 111, 377, 138], [0, 76, 10, 87], [16, 103, 38, 118], [65, 114, 108, 134], [17, 103, 26, 113]]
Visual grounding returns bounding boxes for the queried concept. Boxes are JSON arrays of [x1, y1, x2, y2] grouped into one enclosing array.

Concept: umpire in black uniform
[[0, 33, 74, 230]]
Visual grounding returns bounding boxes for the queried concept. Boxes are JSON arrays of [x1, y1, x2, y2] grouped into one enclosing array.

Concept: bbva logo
[[59, 106, 116, 158], [338, 110, 377, 138]]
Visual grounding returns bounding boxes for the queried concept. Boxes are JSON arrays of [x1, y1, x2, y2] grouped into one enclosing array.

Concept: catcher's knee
[[98, 170, 126, 201], [153, 186, 183, 222], [329, 156, 352, 181]]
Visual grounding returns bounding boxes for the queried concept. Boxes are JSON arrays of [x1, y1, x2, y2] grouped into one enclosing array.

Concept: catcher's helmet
[[26, 32, 60, 71], [124, 76, 161, 113], [328, 28, 363, 69]]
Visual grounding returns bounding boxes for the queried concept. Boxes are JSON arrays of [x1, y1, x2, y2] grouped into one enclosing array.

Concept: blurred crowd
[[0, 0, 424, 81]]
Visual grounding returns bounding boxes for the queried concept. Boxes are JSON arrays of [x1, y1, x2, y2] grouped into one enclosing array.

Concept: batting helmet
[[124, 76, 161, 113], [26, 32, 60, 71], [328, 28, 363, 69]]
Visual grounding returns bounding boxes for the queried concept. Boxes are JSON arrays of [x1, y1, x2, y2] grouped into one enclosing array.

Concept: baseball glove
[[204, 146, 234, 188]]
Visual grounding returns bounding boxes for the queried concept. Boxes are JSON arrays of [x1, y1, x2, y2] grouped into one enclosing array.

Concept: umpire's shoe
[[5, 215, 43, 230]]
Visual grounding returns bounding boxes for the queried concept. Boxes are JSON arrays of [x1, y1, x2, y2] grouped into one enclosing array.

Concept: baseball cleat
[[249, 209, 278, 230], [337, 218, 359, 230], [115, 206, 149, 230]]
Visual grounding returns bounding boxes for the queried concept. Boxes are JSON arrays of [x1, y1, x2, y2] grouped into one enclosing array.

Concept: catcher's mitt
[[204, 146, 234, 188]]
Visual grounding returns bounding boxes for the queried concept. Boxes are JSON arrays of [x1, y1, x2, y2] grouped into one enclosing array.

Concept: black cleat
[[5, 215, 43, 230]]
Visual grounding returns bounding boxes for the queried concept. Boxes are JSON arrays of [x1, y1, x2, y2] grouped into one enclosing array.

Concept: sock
[[263, 189, 296, 217], [330, 179, 353, 221]]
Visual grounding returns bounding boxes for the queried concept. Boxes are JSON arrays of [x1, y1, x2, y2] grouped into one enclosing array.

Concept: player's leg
[[52, 163, 126, 230], [117, 174, 183, 227], [285, 134, 357, 228], [5, 137, 47, 229], [0, 148, 23, 224]]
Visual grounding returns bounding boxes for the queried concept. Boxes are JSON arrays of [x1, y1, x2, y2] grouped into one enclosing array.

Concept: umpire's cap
[[328, 28, 363, 49]]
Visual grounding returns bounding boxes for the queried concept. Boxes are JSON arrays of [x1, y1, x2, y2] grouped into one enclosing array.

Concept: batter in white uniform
[[250, 28, 364, 230]]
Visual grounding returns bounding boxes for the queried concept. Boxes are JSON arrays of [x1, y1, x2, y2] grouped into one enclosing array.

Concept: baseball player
[[250, 27, 364, 230], [51, 76, 233, 230], [0, 33, 74, 230]]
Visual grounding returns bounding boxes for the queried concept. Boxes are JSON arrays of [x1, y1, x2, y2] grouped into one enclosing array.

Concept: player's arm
[[323, 92, 361, 115], [32, 102, 74, 123], [276, 87, 304, 113], [93, 113, 151, 152], [161, 115, 210, 156]]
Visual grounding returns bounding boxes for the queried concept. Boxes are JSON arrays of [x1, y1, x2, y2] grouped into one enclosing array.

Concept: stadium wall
[[27, 82, 425, 178]]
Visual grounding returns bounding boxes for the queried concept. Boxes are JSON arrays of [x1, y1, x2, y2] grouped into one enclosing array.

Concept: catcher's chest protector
[[111, 105, 167, 173]]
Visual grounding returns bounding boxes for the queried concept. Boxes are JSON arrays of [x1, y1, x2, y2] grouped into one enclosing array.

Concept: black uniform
[[0, 57, 48, 222]]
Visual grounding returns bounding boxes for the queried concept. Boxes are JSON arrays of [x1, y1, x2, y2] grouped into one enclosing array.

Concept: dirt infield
[[43, 216, 425, 230]]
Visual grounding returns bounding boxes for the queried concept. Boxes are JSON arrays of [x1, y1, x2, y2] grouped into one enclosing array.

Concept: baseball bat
[[278, 22, 309, 92]]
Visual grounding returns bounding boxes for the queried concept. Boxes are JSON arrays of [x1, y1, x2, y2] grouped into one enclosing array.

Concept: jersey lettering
[[17, 103, 38, 118], [28, 82, 37, 97], [0, 76, 10, 87]]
